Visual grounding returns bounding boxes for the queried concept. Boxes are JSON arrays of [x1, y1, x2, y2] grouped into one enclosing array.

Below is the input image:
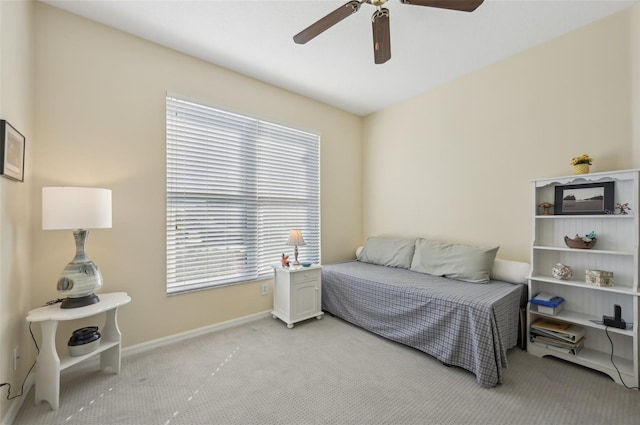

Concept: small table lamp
[[286, 229, 306, 266], [42, 187, 112, 309]]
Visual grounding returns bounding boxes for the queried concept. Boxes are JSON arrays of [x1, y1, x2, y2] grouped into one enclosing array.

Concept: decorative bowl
[[564, 235, 597, 249], [68, 338, 100, 357], [68, 326, 101, 357], [301, 262, 312, 267]]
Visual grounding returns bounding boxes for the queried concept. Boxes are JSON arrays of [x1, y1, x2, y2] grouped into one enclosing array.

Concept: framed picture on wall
[[0, 120, 26, 182], [554, 181, 614, 215]]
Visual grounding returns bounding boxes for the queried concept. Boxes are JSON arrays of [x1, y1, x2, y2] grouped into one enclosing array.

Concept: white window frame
[[166, 95, 320, 294]]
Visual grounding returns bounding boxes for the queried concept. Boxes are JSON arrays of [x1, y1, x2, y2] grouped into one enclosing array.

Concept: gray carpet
[[13, 315, 640, 424]]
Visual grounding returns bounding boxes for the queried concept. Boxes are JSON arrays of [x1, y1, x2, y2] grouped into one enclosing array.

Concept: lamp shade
[[286, 229, 306, 246], [42, 187, 112, 230]]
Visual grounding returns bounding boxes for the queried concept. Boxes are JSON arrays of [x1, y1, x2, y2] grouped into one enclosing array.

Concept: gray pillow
[[410, 239, 499, 283], [358, 236, 416, 269]]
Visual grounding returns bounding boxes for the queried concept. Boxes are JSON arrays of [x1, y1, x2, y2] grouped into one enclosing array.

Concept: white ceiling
[[40, 0, 639, 116]]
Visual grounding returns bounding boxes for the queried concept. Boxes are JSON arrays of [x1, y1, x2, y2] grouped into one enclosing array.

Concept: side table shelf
[[26, 292, 131, 410], [58, 339, 120, 371]]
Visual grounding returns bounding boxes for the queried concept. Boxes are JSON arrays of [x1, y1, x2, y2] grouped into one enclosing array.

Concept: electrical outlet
[[13, 346, 19, 371], [261, 283, 269, 296]]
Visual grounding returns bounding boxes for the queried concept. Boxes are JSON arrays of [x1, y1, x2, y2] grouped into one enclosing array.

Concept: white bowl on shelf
[[67, 326, 101, 357]]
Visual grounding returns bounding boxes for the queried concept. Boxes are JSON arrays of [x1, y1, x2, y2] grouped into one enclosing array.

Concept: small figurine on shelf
[[281, 253, 290, 268], [616, 202, 631, 215], [538, 202, 553, 215]]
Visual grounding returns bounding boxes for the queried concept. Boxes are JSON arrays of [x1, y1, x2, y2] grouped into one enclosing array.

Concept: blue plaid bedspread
[[321, 261, 525, 387]]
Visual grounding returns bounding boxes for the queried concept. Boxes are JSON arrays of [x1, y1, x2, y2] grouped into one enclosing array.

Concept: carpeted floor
[[13, 314, 640, 424]]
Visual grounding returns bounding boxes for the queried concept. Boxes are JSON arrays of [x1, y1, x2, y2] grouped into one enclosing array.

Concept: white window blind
[[166, 96, 320, 294]]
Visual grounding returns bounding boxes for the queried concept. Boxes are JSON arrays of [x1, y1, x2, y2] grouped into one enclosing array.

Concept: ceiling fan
[[293, 0, 484, 64]]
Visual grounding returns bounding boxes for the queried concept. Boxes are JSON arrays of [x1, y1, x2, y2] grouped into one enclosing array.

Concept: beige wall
[[632, 4, 640, 167], [362, 7, 636, 262], [31, 3, 362, 349], [0, 0, 33, 421], [2, 4, 639, 421]]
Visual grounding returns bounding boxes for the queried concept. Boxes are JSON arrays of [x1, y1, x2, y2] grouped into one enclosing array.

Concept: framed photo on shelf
[[554, 181, 614, 215], [0, 120, 25, 182]]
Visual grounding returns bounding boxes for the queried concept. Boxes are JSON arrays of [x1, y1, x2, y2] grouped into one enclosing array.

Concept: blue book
[[529, 293, 565, 307]]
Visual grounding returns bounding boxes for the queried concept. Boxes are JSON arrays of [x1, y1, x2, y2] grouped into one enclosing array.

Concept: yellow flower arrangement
[[570, 153, 593, 166]]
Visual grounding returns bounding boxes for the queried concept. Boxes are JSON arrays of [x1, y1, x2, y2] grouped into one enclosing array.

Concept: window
[[166, 95, 320, 294]]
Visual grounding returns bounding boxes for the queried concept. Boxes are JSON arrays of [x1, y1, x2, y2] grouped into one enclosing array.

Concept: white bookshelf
[[527, 169, 639, 388]]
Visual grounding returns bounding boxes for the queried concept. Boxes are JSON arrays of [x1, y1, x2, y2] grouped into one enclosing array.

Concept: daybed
[[321, 236, 529, 388]]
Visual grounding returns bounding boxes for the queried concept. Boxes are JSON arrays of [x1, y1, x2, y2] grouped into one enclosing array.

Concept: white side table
[[272, 265, 323, 328], [26, 292, 131, 410]]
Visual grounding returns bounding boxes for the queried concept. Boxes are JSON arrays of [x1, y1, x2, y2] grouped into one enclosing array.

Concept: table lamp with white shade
[[286, 229, 306, 266], [42, 187, 112, 309]]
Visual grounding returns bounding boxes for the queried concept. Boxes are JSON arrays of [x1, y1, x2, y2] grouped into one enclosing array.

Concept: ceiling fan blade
[[399, 0, 484, 12], [372, 8, 391, 65], [293, 0, 362, 44]]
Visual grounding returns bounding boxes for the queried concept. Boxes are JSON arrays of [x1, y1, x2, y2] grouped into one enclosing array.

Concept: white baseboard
[[123, 310, 272, 356], [1, 374, 35, 425], [63, 310, 272, 374]]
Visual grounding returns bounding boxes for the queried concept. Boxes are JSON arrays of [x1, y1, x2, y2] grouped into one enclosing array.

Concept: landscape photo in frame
[[554, 181, 614, 215]]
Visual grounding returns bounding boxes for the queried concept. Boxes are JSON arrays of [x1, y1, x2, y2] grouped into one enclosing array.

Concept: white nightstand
[[272, 264, 323, 328], [26, 292, 131, 410]]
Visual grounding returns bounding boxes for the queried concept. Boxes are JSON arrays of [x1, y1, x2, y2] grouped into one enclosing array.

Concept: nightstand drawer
[[291, 268, 321, 284]]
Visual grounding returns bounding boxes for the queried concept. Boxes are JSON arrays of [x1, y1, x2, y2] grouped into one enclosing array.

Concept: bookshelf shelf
[[532, 246, 634, 256], [529, 310, 633, 336], [528, 275, 635, 295], [528, 169, 640, 388], [528, 343, 635, 385], [535, 214, 634, 220]]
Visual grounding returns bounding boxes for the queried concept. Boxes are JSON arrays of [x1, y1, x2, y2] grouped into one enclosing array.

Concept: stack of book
[[529, 292, 565, 315], [530, 318, 585, 355]]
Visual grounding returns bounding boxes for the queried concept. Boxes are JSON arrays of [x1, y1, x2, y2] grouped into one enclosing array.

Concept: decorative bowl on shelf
[[300, 262, 312, 267], [564, 235, 597, 249], [67, 326, 101, 357]]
